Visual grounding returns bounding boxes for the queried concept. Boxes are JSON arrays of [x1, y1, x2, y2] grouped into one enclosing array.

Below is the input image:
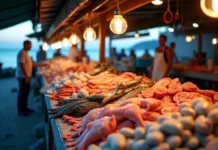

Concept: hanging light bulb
[[134, 33, 139, 38], [69, 33, 80, 44], [186, 36, 192, 42], [56, 41, 62, 49], [62, 38, 69, 47], [168, 27, 174, 32], [200, 0, 218, 18], [83, 26, 96, 41], [212, 0, 218, 12], [110, 10, 127, 34], [193, 23, 199, 28], [51, 43, 56, 50], [152, 0, 163, 5], [212, 38, 218, 45], [42, 42, 49, 51]]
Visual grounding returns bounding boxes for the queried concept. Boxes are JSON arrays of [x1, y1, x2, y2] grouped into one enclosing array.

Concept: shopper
[[130, 49, 136, 60], [53, 48, 62, 58], [117, 49, 127, 61], [68, 44, 79, 62], [170, 42, 179, 63], [149, 35, 173, 80], [16, 40, 47, 116], [37, 45, 46, 63], [143, 49, 152, 59]]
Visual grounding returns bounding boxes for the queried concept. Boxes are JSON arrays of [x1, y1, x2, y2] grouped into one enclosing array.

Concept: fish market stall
[[35, 0, 218, 149], [40, 59, 218, 150]]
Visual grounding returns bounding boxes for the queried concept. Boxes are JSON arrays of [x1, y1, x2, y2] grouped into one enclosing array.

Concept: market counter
[[42, 78, 69, 150], [171, 69, 218, 82]]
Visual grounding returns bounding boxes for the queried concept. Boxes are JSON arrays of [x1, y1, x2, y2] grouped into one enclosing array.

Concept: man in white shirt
[[16, 40, 47, 116], [68, 44, 79, 62]]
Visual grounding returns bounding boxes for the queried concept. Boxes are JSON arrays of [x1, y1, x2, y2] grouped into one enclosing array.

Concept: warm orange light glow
[[200, 0, 218, 18]]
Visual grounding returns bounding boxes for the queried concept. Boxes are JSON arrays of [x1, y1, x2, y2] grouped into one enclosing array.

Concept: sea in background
[[0, 46, 151, 69]]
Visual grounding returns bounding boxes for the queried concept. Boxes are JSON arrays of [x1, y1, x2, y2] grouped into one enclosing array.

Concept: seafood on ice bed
[[40, 59, 218, 150]]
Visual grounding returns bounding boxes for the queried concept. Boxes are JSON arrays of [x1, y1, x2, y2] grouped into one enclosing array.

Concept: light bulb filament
[[115, 18, 122, 33]]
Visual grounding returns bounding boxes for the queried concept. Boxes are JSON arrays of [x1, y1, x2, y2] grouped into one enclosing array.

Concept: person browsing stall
[[143, 49, 152, 59], [37, 45, 46, 63], [149, 35, 173, 80], [16, 40, 48, 116], [68, 44, 79, 62], [117, 49, 127, 61], [53, 48, 62, 58]]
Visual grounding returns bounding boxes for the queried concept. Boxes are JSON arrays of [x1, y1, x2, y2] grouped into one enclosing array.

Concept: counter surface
[[43, 78, 71, 150]]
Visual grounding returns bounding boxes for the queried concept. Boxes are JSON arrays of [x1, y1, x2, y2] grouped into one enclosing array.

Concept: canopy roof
[[0, 0, 35, 30], [1, 0, 217, 40]]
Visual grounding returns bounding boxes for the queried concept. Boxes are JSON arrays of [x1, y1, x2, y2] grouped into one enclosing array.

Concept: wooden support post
[[79, 25, 85, 59], [99, 13, 107, 63], [214, 44, 218, 65], [198, 29, 203, 64]]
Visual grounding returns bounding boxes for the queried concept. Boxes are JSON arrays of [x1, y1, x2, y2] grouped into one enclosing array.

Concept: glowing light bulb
[[212, 0, 218, 12], [42, 42, 49, 51], [212, 38, 218, 45], [56, 41, 62, 49], [110, 15, 127, 34], [69, 34, 79, 45], [51, 43, 56, 50], [168, 27, 174, 32], [186, 36, 192, 42], [193, 23, 199, 28], [134, 33, 139, 38], [83, 27, 96, 41], [62, 38, 69, 47], [152, 0, 163, 5], [200, 0, 218, 18]]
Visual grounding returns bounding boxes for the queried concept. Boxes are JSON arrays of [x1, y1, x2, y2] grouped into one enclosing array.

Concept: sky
[[0, 21, 40, 49], [0, 20, 167, 51]]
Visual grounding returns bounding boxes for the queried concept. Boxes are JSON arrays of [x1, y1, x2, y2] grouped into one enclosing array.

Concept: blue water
[[0, 47, 104, 68], [0, 46, 153, 69]]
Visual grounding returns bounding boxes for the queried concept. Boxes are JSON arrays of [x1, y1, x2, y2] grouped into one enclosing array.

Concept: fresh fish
[[119, 77, 143, 89], [112, 86, 145, 104], [48, 100, 88, 114], [57, 98, 86, 106], [74, 101, 101, 114], [49, 101, 88, 119], [102, 81, 155, 104], [86, 92, 112, 100]]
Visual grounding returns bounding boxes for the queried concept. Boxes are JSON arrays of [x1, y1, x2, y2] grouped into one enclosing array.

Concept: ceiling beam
[[46, 0, 90, 39], [48, 0, 152, 43]]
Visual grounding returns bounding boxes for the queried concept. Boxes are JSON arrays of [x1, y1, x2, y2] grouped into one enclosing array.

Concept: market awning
[[0, 0, 35, 30], [26, 31, 45, 38]]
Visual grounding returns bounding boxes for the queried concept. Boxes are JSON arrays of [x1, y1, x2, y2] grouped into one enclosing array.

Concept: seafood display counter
[[171, 64, 218, 82], [39, 59, 218, 150]]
